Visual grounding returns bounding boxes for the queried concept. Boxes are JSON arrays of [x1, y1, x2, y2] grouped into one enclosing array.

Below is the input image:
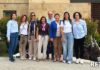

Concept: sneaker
[[80, 59, 84, 64], [63, 60, 66, 63], [29, 57, 32, 60], [76, 59, 79, 64], [33, 58, 36, 61], [67, 61, 72, 64], [9, 58, 15, 62], [20, 57, 26, 60], [13, 53, 20, 58]]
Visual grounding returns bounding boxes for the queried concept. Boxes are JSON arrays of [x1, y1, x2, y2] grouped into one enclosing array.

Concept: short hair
[[10, 13, 17, 20], [54, 13, 60, 17], [73, 12, 82, 19]]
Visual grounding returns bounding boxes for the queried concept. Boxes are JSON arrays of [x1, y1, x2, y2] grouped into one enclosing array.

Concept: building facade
[[0, 0, 92, 19]]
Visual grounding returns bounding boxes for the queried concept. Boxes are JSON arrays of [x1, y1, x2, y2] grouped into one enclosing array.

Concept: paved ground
[[0, 57, 100, 70]]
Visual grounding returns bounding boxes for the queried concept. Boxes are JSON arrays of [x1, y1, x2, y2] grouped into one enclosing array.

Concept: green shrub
[[85, 19, 99, 47]]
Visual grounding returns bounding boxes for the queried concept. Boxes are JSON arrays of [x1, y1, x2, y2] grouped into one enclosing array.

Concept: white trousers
[[38, 35, 49, 59]]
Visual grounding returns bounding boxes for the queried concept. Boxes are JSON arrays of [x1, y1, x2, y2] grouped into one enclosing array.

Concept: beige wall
[[0, 0, 91, 19], [0, 0, 28, 18], [29, 2, 91, 19]]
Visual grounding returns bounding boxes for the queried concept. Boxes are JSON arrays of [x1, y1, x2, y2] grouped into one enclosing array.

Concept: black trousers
[[74, 37, 85, 59], [46, 41, 54, 59]]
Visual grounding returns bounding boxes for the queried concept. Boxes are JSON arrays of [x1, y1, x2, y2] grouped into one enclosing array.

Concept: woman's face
[[22, 16, 26, 22], [55, 15, 60, 22], [12, 14, 17, 20], [31, 15, 36, 20], [64, 13, 69, 20], [75, 13, 80, 20], [41, 18, 46, 23]]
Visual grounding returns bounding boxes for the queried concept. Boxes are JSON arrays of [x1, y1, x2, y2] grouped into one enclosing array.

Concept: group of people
[[6, 11, 87, 64]]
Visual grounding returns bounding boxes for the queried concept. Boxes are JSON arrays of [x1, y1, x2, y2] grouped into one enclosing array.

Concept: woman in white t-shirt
[[19, 15, 29, 60], [61, 12, 74, 64]]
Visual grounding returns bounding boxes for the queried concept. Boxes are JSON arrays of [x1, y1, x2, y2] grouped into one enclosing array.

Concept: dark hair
[[40, 16, 47, 24], [54, 13, 60, 17], [73, 12, 82, 19], [10, 13, 17, 20], [20, 15, 28, 23], [63, 12, 71, 23]]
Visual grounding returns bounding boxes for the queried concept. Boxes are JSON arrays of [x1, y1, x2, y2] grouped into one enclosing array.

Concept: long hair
[[29, 12, 36, 23], [40, 16, 47, 24], [63, 12, 72, 23], [20, 15, 28, 23]]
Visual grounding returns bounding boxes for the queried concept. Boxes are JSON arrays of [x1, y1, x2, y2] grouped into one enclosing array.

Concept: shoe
[[13, 53, 20, 58], [29, 57, 32, 60], [67, 61, 72, 64], [20, 57, 26, 60], [33, 58, 36, 61], [76, 59, 79, 64], [63, 60, 66, 63], [80, 59, 84, 64], [9, 58, 15, 62]]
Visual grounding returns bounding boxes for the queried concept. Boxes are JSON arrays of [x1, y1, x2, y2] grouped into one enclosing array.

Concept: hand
[[61, 37, 64, 42], [7, 39, 10, 43], [50, 38, 53, 42]]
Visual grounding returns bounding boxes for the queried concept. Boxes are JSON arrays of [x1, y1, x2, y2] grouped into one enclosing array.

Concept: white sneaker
[[13, 53, 20, 58], [67, 61, 72, 64], [20, 57, 26, 60], [33, 58, 36, 61], [80, 59, 84, 64], [29, 57, 32, 60], [63, 60, 66, 63], [76, 59, 79, 64]]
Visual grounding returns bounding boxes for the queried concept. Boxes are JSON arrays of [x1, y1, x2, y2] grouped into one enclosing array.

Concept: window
[[3, 10, 16, 18]]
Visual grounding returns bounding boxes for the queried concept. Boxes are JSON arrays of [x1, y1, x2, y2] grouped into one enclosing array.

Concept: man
[[46, 11, 55, 60]]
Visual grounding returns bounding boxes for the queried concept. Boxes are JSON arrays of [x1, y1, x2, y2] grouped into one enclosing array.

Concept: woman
[[19, 15, 29, 60], [61, 12, 74, 64], [37, 16, 49, 60], [28, 12, 39, 60], [7, 13, 18, 62], [72, 12, 87, 64], [50, 13, 62, 62]]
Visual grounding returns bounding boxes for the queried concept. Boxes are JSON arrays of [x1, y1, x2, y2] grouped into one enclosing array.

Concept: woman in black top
[[28, 12, 39, 60], [37, 16, 49, 60]]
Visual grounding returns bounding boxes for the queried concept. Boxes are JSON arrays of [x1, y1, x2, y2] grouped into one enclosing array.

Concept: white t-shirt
[[56, 22, 61, 37], [60, 20, 72, 33], [20, 22, 29, 35]]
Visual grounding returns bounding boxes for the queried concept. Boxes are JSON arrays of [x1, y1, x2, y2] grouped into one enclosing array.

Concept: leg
[[51, 41, 54, 60], [33, 40, 38, 59], [19, 35, 24, 58], [79, 37, 85, 59], [46, 41, 50, 59], [23, 36, 28, 58], [67, 33, 74, 62], [62, 34, 67, 61], [58, 37, 62, 61], [53, 38, 58, 61], [74, 39, 79, 59], [38, 35, 43, 59], [28, 36, 34, 58], [43, 35, 49, 59]]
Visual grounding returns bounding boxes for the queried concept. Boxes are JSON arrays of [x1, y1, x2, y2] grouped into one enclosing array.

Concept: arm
[[6, 21, 11, 42], [49, 22, 53, 41], [83, 20, 87, 36], [60, 21, 64, 42]]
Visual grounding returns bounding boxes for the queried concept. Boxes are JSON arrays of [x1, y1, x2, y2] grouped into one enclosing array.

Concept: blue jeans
[[8, 32, 18, 59], [62, 32, 74, 62]]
